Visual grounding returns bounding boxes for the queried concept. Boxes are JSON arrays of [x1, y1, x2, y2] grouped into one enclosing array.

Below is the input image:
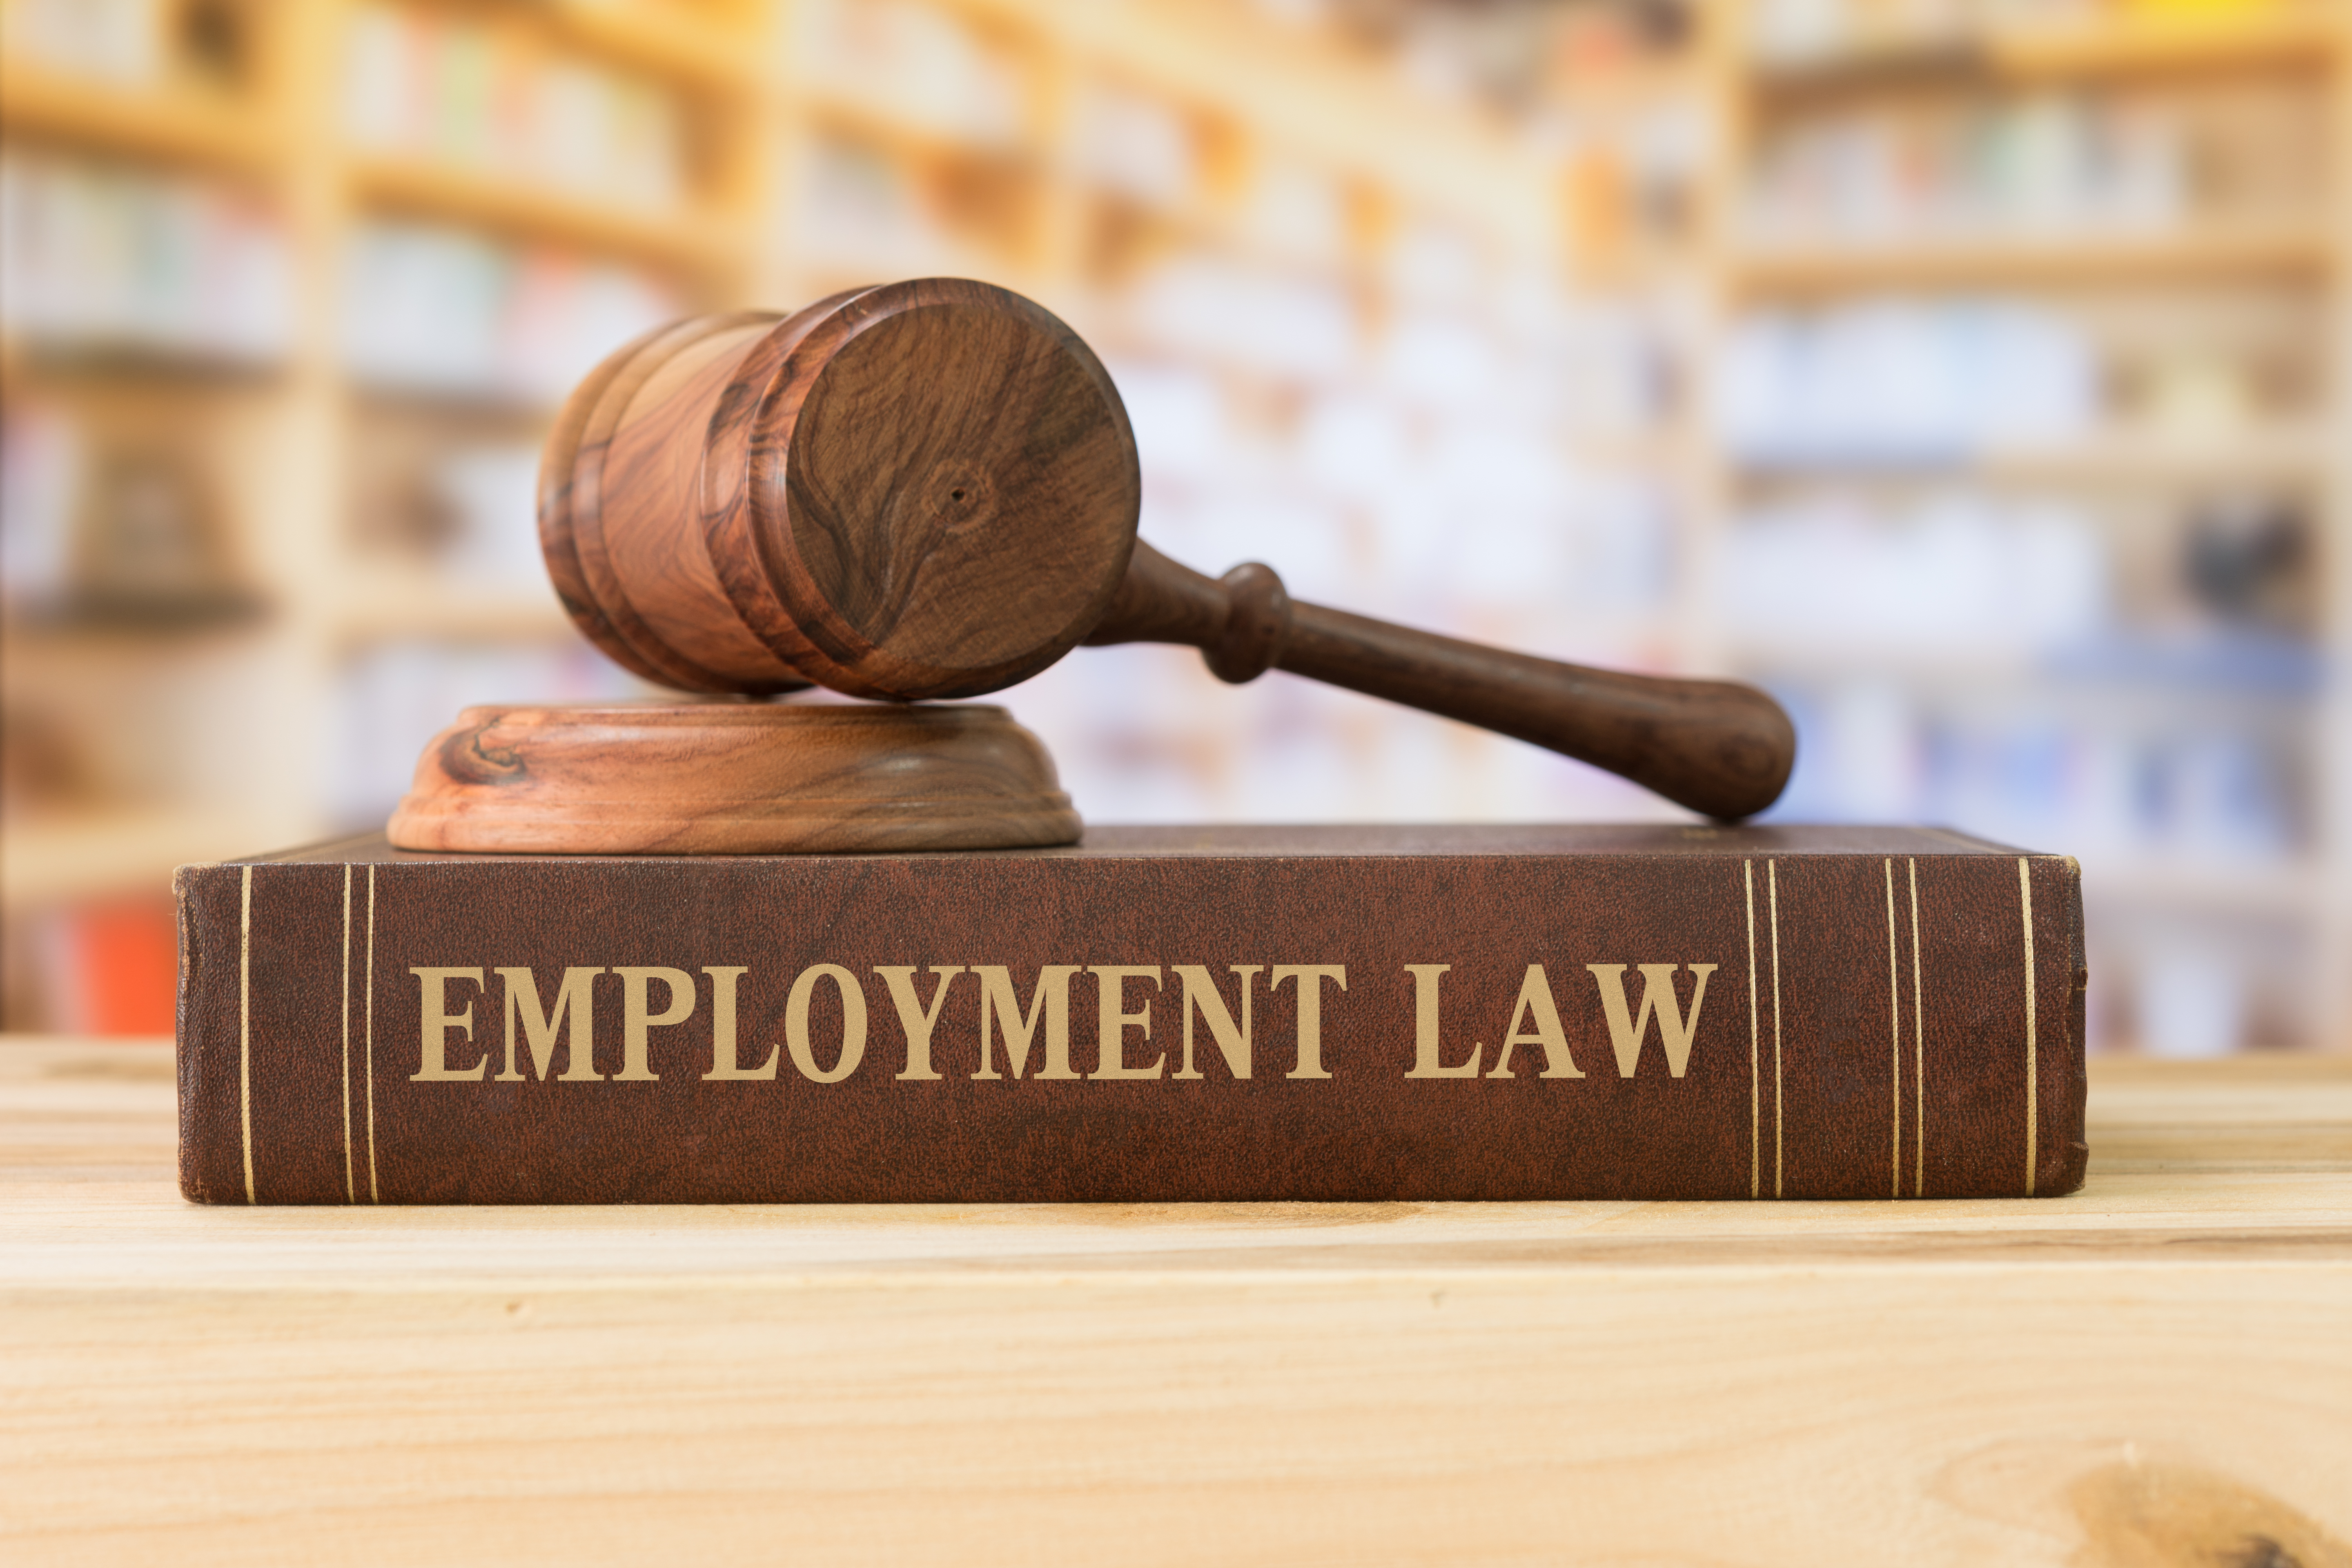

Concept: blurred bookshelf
[[1709, 0, 2350, 1056], [0, 0, 760, 1036], [1, 0, 2344, 1055]]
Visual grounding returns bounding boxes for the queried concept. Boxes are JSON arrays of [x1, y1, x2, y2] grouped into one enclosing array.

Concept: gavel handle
[[1084, 541, 1796, 820]]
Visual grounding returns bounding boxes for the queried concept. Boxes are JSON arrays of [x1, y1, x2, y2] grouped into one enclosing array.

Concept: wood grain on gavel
[[541, 278, 1795, 819]]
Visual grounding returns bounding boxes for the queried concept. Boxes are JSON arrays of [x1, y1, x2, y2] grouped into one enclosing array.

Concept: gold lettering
[[1404, 964, 1481, 1078], [876, 965, 963, 1081], [1270, 965, 1345, 1079], [1587, 964, 1717, 1078], [612, 966, 694, 1082], [1172, 965, 1259, 1080], [1487, 964, 1583, 1079], [1090, 965, 1165, 1080], [702, 966, 775, 1080], [410, 967, 487, 1081], [972, 965, 1081, 1080], [495, 966, 603, 1082], [786, 964, 868, 1083]]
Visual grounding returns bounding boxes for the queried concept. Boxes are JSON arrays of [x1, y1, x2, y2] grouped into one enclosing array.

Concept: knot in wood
[[437, 717, 528, 787], [1205, 562, 1292, 685]]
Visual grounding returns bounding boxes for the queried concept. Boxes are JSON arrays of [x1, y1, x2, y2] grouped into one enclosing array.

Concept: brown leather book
[[175, 825, 2087, 1204]]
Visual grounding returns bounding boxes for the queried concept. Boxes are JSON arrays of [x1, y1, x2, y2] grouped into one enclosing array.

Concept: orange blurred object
[[60, 898, 178, 1036]]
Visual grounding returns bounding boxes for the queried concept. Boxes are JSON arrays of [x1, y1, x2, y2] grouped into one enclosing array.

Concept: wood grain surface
[[760, 280, 1140, 700], [385, 701, 1080, 853], [540, 310, 811, 695], [4, 1042, 2347, 1567]]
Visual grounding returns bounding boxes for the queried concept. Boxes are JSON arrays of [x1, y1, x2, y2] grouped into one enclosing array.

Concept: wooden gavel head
[[543, 278, 1138, 702], [542, 278, 1797, 819]]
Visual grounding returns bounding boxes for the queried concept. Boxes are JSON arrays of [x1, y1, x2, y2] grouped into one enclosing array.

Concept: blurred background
[[0, 0, 2343, 1054]]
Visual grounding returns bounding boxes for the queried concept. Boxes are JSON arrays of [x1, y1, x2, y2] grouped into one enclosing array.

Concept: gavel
[[540, 278, 1794, 820]]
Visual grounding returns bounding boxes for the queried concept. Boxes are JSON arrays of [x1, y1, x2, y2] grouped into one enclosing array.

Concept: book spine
[[175, 852, 2086, 1203]]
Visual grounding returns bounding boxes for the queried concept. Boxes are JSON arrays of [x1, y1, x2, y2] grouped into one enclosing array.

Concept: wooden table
[[5, 1039, 2348, 1566]]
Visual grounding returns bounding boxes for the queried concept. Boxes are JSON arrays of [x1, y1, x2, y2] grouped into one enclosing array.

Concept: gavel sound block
[[389, 279, 1795, 855]]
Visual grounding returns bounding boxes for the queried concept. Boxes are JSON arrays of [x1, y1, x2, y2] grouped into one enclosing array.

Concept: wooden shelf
[[795, 87, 1038, 169], [4, 1042, 2347, 1561], [1563, 431, 1694, 471], [1724, 641, 2327, 704], [547, 1, 763, 92], [1045, 0, 1548, 240], [1731, 427, 2333, 485], [1960, 426, 2329, 483], [1747, 8, 2339, 95], [348, 158, 742, 274], [791, 245, 1040, 307], [0, 807, 297, 909], [0, 63, 279, 174], [1992, 8, 2341, 80], [1719, 641, 2041, 683], [0, 336, 289, 389], [332, 573, 574, 646], [1091, 179, 1401, 292], [344, 381, 556, 426], [1728, 226, 2335, 296]]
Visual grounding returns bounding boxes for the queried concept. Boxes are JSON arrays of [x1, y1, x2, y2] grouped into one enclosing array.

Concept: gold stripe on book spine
[[1745, 860, 1759, 1200], [1909, 859, 1923, 1197], [1885, 858, 1901, 1198], [366, 865, 379, 1204], [1768, 860, 1783, 1199], [341, 865, 354, 1205], [239, 865, 254, 1205], [2021, 858, 2037, 1197]]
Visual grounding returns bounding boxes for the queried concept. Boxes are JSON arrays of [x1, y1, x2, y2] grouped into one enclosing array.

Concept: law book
[[174, 825, 2087, 1205]]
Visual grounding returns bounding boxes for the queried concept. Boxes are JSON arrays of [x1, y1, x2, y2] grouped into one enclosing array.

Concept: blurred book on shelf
[[4, 0, 252, 93], [339, 221, 679, 403], [0, 150, 292, 368], [791, 0, 1028, 151], [2, 383, 266, 628], [343, 2, 689, 212]]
